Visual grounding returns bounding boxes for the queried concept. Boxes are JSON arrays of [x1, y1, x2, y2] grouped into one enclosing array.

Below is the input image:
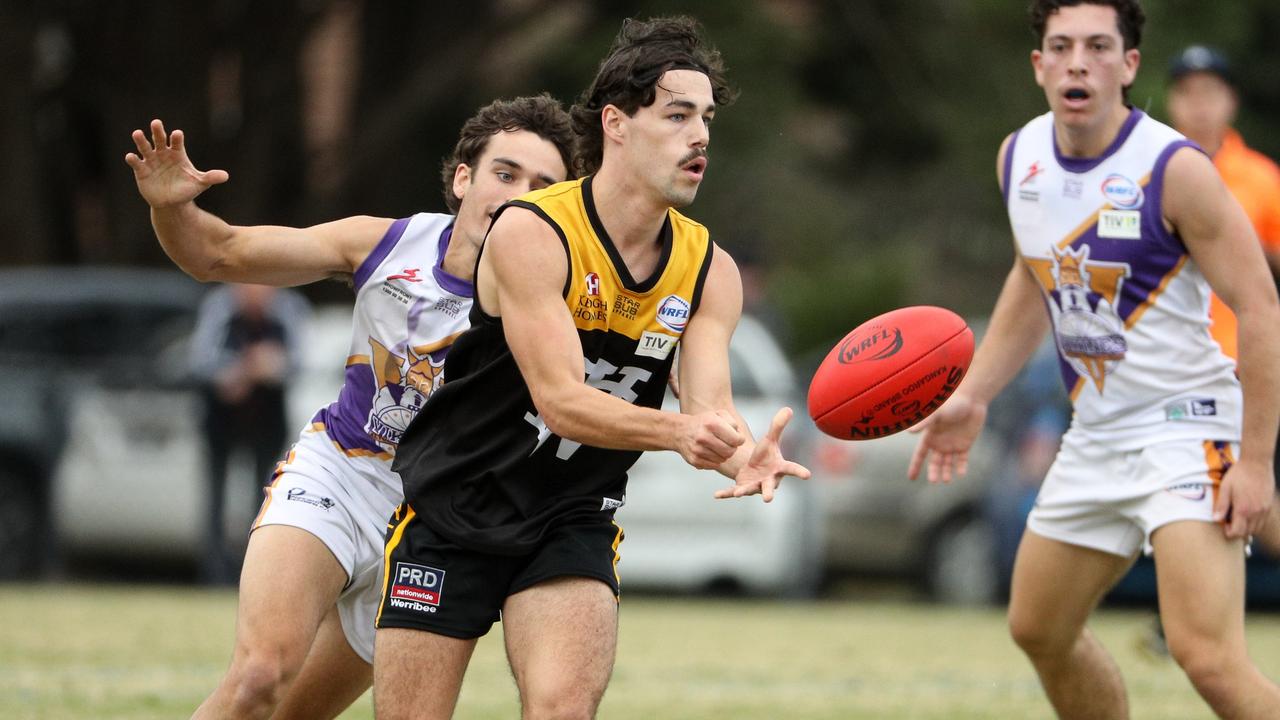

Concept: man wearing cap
[[1167, 45, 1280, 359]]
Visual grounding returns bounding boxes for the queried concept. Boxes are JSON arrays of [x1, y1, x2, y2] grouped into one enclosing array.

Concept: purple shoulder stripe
[[353, 216, 412, 292], [1145, 139, 1204, 254], [1002, 130, 1021, 206]]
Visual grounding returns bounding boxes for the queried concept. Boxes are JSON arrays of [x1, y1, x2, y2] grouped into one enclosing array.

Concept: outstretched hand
[[714, 407, 811, 502], [125, 119, 228, 208], [907, 395, 987, 484]]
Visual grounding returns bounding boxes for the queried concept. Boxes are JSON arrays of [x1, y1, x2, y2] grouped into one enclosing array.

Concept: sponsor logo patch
[[601, 496, 626, 511], [655, 295, 691, 333], [389, 562, 445, 610], [1165, 398, 1218, 421], [1020, 161, 1045, 186], [1063, 177, 1083, 199], [285, 487, 335, 510], [636, 330, 678, 360], [585, 272, 601, 297], [1097, 210, 1142, 239], [1101, 174, 1144, 209], [1165, 482, 1208, 501], [388, 268, 423, 282]]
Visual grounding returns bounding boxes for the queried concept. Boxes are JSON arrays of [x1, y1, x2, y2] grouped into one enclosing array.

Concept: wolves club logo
[[365, 338, 448, 448], [1024, 244, 1131, 393]]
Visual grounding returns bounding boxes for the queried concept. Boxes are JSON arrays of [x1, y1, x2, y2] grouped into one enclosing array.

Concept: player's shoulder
[[517, 177, 586, 208], [667, 207, 708, 237]]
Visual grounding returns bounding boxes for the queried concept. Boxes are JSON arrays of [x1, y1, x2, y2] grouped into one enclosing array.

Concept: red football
[[808, 306, 974, 441]]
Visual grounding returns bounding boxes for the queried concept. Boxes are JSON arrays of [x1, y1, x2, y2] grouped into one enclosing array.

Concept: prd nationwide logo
[[839, 326, 904, 364], [389, 562, 445, 606], [655, 294, 690, 333]]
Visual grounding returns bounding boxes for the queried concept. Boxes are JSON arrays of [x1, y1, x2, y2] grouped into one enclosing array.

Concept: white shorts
[[1027, 431, 1236, 557], [252, 426, 402, 663]]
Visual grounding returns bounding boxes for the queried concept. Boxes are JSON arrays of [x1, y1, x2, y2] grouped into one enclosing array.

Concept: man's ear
[[453, 163, 473, 203]]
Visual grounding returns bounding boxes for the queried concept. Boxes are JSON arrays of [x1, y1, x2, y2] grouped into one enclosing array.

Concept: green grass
[[2, 584, 1279, 719]]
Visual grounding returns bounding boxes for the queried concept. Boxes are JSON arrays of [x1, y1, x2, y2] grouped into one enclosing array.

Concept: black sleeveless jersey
[[392, 176, 715, 555]]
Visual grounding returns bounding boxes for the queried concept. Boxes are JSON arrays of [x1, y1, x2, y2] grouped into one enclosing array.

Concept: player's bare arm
[[909, 134, 1051, 484], [1164, 145, 1280, 539], [481, 207, 744, 468], [126, 118, 387, 286], [675, 245, 810, 501]]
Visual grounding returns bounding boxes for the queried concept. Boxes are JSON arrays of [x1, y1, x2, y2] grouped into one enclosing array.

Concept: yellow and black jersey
[[392, 176, 715, 555]]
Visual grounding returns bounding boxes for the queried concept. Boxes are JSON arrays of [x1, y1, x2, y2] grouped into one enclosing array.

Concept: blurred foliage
[[2, 0, 1278, 358]]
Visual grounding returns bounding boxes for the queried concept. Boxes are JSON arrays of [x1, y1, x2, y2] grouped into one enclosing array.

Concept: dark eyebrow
[[664, 98, 716, 114], [494, 156, 558, 186]]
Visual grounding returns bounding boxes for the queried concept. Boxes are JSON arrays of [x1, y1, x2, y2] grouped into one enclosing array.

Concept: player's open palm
[[907, 394, 986, 484], [714, 407, 811, 503], [125, 118, 228, 208]]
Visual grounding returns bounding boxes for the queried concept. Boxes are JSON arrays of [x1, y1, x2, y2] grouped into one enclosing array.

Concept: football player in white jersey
[[909, 1, 1280, 718], [126, 95, 572, 720]]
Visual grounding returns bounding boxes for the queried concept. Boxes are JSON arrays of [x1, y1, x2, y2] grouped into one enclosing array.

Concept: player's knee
[[1008, 610, 1060, 657], [520, 688, 599, 720], [1166, 635, 1234, 697], [226, 645, 307, 712]]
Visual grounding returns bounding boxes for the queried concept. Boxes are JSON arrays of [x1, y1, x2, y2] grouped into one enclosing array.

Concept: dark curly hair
[[440, 94, 574, 213], [570, 16, 737, 177], [1029, 0, 1145, 50]]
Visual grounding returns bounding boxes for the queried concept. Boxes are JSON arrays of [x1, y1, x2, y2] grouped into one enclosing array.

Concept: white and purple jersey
[[309, 212, 473, 467], [1004, 108, 1240, 450]]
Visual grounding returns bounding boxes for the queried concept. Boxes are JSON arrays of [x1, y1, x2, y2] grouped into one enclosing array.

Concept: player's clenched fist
[[124, 118, 229, 209], [677, 410, 745, 469]]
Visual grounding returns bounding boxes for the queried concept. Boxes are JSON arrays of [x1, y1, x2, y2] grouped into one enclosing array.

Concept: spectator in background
[[1166, 45, 1280, 556], [189, 283, 310, 584], [1166, 45, 1280, 360]]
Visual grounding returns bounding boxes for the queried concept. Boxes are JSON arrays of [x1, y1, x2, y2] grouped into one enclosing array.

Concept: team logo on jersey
[[1024, 244, 1131, 393], [1063, 177, 1083, 199], [387, 268, 423, 282], [388, 562, 445, 611], [655, 294, 691, 333], [365, 337, 449, 448], [585, 272, 601, 297], [637, 330, 678, 360], [1101, 174, 1144, 209]]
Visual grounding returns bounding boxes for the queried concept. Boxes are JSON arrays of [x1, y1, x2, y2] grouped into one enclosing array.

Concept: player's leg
[[1007, 529, 1136, 720], [1256, 501, 1280, 556], [372, 628, 477, 719], [268, 604, 371, 720], [1152, 520, 1280, 718], [192, 524, 347, 720], [502, 577, 618, 720]]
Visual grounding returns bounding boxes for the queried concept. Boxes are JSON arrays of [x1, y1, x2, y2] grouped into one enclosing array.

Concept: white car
[[613, 315, 826, 597]]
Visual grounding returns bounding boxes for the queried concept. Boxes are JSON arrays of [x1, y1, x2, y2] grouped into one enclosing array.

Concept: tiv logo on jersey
[[1100, 174, 1144, 209], [1097, 210, 1141, 239], [655, 295, 691, 333], [636, 330, 678, 360], [585, 272, 601, 297], [388, 562, 445, 612]]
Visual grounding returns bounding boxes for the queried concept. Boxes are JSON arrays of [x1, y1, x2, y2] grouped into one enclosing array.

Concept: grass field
[[2, 584, 1279, 719]]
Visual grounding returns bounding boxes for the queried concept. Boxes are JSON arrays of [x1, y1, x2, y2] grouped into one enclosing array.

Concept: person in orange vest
[[1137, 44, 1280, 661]]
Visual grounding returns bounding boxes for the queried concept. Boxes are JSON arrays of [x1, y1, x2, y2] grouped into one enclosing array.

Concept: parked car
[[51, 301, 351, 567], [0, 267, 205, 578]]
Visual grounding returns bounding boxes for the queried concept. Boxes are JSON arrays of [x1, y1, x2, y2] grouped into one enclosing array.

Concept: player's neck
[[439, 223, 479, 282], [590, 165, 669, 252], [1054, 103, 1133, 159]]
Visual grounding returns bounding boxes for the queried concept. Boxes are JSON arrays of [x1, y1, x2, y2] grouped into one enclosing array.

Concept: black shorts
[[376, 505, 623, 639]]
